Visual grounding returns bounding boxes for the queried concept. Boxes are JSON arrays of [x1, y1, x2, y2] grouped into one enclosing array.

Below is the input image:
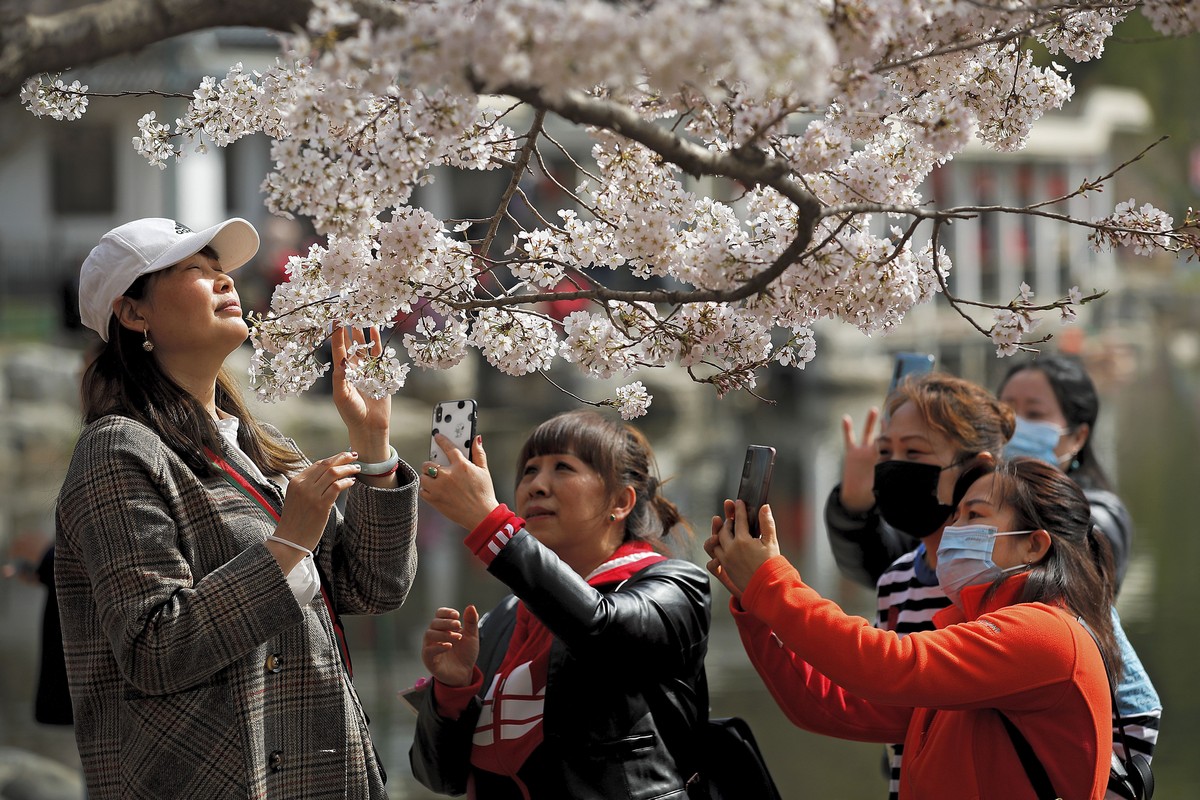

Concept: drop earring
[[142, 325, 154, 352]]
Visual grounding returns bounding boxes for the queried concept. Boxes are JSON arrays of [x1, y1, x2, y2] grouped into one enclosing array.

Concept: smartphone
[[430, 399, 478, 467], [398, 681, 430, 716], [736, 445, 776, 537], [888, 352, 935, 396]]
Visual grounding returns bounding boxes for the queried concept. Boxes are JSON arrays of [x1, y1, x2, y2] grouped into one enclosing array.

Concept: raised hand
[[705, 498, 780, 596], [704, 511, 744, 600], [276, 452, 361, 548], [422, 606, 480, 688], [839, 408, 880, 513], [419, 433, 498, 531], [331, 325, 392, 461]]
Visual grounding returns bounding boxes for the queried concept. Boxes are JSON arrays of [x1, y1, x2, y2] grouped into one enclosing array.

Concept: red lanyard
[[205, 448, 354, 678]]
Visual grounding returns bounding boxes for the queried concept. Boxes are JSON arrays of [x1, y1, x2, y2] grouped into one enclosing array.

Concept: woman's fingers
[[462, 605, 479, 637], [307, 452, 361, 497], [423, 609, 465, 643], [841, 414, 855, 448], [757, 504, 778, 548], [861, 407, 879, 444], [842, 408, 880, 449]]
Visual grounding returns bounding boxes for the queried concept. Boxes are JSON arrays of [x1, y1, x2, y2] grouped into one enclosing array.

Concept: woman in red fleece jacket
[[706, 458, 1119, 800]]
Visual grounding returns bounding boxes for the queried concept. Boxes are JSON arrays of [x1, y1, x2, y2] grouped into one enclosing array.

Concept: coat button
[[268, 750, 283, 772], [265, 653, 282, 673]]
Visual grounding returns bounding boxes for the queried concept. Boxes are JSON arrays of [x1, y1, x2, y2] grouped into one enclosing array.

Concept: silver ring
[[425, 466, 439, 478]]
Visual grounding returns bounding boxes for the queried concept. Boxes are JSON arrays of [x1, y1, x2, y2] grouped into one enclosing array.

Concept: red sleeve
[[731, 598, 912, 742], [463, 504, 525, 567], [432, 667, 484, 721], [740, 556, 1080, 712]]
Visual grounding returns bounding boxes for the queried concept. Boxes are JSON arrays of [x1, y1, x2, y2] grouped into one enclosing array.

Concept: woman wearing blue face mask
[[998, 354, 1132, 588], [998, 355, 1159, 792], [706, 457, 1119, 799]]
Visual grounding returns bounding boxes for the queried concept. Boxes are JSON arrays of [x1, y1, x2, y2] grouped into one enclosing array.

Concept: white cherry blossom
[[19, 1, 1200, 405]]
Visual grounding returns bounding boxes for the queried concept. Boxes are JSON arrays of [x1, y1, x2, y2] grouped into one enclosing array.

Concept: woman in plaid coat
[[55, 218, 419, 799]]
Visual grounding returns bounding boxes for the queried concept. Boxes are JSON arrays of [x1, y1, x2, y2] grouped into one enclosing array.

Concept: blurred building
[[0, 28, 282, 333]]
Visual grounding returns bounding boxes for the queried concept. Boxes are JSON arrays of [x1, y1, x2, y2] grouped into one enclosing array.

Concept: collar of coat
[[933, 571, 1043, 627]]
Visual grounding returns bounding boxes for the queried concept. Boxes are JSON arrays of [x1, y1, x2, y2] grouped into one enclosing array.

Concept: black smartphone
[[430, 399, 478, 468], [736, 445, 776, 537], [888, 352, 935, 396]]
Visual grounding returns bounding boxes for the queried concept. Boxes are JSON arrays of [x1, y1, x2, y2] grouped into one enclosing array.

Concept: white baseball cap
[[79, 217, 260, 340]]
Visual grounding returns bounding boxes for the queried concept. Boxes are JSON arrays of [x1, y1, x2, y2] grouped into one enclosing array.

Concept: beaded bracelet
[[355, 444, 400, 476]]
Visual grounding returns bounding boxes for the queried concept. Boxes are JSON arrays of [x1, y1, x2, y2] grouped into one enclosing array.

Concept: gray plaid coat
[[55, 415, 419, 799]]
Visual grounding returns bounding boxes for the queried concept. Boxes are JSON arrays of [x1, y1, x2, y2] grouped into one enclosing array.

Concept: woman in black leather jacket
[[410, 410, 711, 799]]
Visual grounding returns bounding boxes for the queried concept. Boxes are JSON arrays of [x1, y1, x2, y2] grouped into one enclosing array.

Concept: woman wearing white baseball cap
[[56, 217, 419, 799]]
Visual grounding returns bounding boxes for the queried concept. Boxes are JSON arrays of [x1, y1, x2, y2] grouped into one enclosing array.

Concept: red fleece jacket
[[734, 556, 1111, 800]]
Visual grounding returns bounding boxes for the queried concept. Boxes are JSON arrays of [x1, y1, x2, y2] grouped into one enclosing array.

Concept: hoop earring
[[142, 325, 154, 352]]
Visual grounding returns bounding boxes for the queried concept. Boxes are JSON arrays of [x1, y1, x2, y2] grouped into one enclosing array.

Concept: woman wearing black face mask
[[826, 373, 1015, 588], [823, 373, 1014, 798]]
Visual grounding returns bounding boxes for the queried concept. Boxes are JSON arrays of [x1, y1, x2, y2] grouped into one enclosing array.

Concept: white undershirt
[[216, 417, 319, 607]]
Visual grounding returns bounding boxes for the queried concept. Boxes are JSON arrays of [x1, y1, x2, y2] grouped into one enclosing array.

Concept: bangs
[[515, 411, 618, 490]]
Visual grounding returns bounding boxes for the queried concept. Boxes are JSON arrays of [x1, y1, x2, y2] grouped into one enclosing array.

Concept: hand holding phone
[[430, 399, 478, 467], [735, 445, 776, 538]]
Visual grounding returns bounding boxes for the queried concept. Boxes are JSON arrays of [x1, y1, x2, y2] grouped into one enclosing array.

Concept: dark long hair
[[516, 409, 688, 546], [997, 354, 1111, 491], [981, 458, 1120, 679], [80, 251, 302, 477]]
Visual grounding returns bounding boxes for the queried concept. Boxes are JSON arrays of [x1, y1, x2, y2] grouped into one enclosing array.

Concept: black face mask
[[873, 460, 956, 537]]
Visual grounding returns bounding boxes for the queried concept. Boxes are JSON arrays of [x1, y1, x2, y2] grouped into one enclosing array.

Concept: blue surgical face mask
[[936, 524, 1033, 606], [1004, 416, 1064, 466]]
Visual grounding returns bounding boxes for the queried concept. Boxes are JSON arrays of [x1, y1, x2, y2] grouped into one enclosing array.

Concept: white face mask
[[935, 524, 1033, 606]]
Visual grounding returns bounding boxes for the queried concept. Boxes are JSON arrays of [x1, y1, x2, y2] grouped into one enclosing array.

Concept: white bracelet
[[265, 535, 313, 557], [354, 444, 400, 476]]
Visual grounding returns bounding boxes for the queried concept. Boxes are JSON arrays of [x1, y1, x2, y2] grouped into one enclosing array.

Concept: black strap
[[1000, 713, 1059, 799], [1002, 616, 1147, 800], [1077, 617, 1154, 800], [1075, 617, 1138, 766]]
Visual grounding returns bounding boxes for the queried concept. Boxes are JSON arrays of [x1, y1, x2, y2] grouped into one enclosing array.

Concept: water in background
[[1, 333, 1195, 799]]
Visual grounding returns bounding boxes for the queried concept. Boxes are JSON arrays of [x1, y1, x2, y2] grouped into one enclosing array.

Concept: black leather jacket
[[410, 527, 711, 799]]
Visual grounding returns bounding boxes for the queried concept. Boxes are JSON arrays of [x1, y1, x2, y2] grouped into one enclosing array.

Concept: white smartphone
[[430, 399, 478, 468], [736, 445, 776, 538]]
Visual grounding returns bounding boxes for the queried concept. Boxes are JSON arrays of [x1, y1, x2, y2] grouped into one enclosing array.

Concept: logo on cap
[[175, 222, 192, 234]]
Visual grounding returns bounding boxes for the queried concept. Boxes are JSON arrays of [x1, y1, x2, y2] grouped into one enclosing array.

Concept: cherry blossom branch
[[479, 109, 547, 259], [493, 83, 822, 216], [1026, 135, 1166, 210], [0, 0, 309, 97]]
